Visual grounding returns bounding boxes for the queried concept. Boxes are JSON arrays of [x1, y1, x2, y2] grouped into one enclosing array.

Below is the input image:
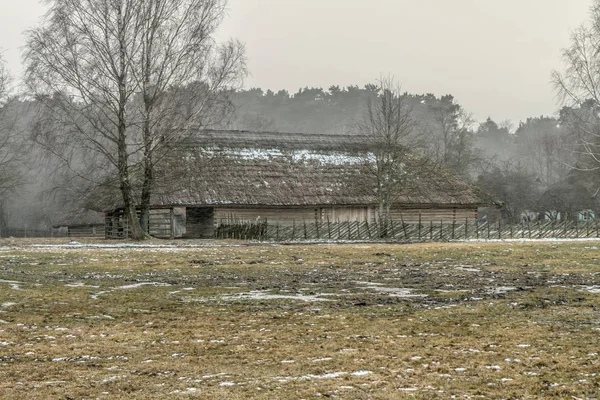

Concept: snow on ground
[[220, 290, 331, 302], [0, 279, 23, 290]]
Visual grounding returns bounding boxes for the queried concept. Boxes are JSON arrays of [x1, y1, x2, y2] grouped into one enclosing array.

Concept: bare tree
[[0, 57, 23, 201], [552, 1, 600, 179], [427, 95, 479, 177], [25, 0, 246, 239], [356, 77, 430, 237]]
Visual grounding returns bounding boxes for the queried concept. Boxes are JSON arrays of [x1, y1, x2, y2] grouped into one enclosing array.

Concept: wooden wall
[[68, 225, 104, 238], [214, 207, 318, 226], [211, 205, 478, 227]]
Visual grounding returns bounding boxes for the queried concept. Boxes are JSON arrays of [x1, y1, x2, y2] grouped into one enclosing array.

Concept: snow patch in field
[[454, 265, 481, 273], [312, 357, 333, 362], [221, 290, 330, 302], [361, 285, 428, 298], [274, 370, 372, 383], [117, 282, 172, 290], [66, 282, 100, 288], [90, 291, 113, 300], [0, 279, 22, 290], [487, 286, 518, 295], [464, 238, 600, 243]]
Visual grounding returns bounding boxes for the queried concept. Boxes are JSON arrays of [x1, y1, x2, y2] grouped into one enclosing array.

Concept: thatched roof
[[95, 130, 500, 211], [179, 129, 371, 152]]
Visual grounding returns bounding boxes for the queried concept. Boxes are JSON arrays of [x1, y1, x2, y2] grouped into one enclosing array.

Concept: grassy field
[[0, 239, 599, 399]]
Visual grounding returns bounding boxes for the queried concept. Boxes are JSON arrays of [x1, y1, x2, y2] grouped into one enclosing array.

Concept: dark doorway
[[185, 207, 215, 238]]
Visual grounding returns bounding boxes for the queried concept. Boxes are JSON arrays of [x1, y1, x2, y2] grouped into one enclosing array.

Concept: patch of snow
[[351, 370, 372, 376], [584, 286, 600, 294], [464, 238, 600, 243], [488, 286, 518, 295], [66, 282, 100, 288], [0, 279, 22, 290], [117, 282, 171, 290], [220, 290, 330, 302], [454, 265, 481, 273]]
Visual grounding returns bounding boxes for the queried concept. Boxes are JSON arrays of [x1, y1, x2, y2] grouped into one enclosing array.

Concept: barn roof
[[93, 130, 500, 211]]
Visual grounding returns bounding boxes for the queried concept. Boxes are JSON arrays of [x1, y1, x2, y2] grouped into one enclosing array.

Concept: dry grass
[[0, 240, 599, 399]]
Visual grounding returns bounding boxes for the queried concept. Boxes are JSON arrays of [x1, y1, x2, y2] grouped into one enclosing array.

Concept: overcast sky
[[0, 0, 593, 125]]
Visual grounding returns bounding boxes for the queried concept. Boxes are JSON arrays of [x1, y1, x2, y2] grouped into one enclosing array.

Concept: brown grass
[[0, 240, 599, 398]]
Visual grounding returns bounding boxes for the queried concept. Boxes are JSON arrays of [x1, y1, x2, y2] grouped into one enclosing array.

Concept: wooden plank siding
[[212, 206, 477, 227], [67, 225, 104, 238], [105, 205, 480, 239]]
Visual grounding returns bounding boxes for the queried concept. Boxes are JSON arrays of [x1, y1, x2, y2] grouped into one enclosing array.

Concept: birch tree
[[356, 78, 429, 237], [552, 0, 600, 179], [25, 0, 246, 239]]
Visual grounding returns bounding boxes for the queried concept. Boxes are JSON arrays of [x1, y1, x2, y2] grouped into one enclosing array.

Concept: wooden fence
[[0, 228, 69, 238], [214, 218, 600, 242]]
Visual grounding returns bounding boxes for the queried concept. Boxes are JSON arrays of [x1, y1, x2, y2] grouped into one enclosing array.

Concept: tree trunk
[[139, 151, 153, 235], [117, 136, 143, 240]]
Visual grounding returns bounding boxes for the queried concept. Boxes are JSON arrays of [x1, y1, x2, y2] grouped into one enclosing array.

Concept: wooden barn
[[101, 130, 500, 239], [53, 208, 105, 238]]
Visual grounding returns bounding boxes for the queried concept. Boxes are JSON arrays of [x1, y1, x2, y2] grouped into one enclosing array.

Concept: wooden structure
[[53, 209, 105, 238], [101, 130, 500, 239]]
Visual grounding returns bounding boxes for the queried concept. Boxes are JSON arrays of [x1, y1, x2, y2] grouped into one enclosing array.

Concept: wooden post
[[465, 218, 468, 240], [327, 215, 332, 239], [430, 220, 433, 241], [418, 213, 422, 241], [475, 220, 479, 240], [498, 220, 501, 240], [487, 220, 490, 239], [440, 220, 443, 241], [303, 219, 307, 240], [292, 220, 296, 241], [587, 219, 591, 238], [170, 208, 175, 239]]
